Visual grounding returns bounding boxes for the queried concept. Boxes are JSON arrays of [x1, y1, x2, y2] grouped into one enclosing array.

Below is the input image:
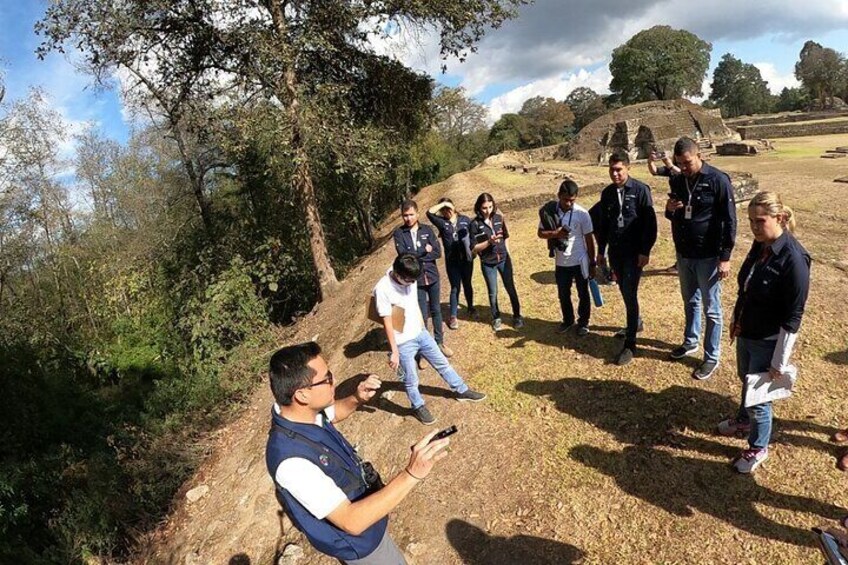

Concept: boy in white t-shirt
[[373, 254, 486, 425], [537, 180, 597, 336]]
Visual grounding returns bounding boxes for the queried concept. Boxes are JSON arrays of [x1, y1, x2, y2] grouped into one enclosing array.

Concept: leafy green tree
[[794, 40, 847, 108], [709, 53, 774, 117], [565, 86, 607, 131], [774, 86, 810, 112], [518, 96, 574, 147], [37, 0, 524, 301], [489, 112, 528, 151], [609, 25, 711, 104]]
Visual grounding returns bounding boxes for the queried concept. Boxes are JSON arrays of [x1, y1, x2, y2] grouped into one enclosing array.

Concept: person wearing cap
[[665, 137, 737, 381], [426, 198, 476, 329], [537, 180, 596, 336], [392, 199, 453, 359], [594, 150, 657, 366]]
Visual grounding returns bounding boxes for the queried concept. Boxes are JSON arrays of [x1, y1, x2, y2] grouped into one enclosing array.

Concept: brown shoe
[[439, 343, 454, 357], [838, 449, 848, 472], [832, 429, 848, 444]]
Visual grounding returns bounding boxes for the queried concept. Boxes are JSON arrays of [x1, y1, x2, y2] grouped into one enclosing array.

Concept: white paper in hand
[[744, 365, 798, 408]]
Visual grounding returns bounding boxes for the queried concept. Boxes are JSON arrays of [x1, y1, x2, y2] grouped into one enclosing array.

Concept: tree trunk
[[267, 0, 339, 301], [171, 124, 214, 234]]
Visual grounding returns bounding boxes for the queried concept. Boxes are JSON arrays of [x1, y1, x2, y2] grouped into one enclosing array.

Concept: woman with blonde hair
[[718, 191, 811, 473]]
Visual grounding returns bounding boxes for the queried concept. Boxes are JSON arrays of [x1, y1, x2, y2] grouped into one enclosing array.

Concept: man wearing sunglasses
[[266, 342, 451, 564], [373, 254, 486, 425]]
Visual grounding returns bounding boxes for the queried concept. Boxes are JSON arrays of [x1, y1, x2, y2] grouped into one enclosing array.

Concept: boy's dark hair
[[393, 253, 421, 279], [608, 150, 630, 166], [473, 192, 496, 216], [673, 136, 699, 156], [558, 179, 579, 197], [400, 199, 418, 212], [269, 342, 321, 406]]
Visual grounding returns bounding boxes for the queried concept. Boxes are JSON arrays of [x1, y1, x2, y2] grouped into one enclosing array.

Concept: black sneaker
[[513, 316, 525, 329], [557, 322, 574, 334], [413, 405, 436, 425], [614, 321, 644, 338], [669, 344, 699, 360], [615, 347, 634, 366], [692, 360, 718, 380], [456, 389, 487, 402]]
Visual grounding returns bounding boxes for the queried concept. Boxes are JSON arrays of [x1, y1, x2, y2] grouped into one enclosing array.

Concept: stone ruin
[[562, 99, 740, 163], [715, 140, 775, 156]]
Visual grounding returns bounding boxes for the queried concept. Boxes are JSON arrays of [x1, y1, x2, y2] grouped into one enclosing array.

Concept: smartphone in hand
[[429, 425, 458, 443]]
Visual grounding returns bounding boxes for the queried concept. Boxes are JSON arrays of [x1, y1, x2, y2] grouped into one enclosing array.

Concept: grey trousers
[[343, 530, 407, 565]]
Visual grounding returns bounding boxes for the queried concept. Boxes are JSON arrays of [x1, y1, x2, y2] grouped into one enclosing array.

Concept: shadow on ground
[[824, 348, 848, 366], [336, 372, 458, 418], [515, 378, 840, 457], [570, 443, 845, 547], [484, 314, 689, 366], [446, 519, 584, 564]]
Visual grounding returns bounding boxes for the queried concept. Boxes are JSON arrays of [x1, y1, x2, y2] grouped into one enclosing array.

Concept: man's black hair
[[673, 137, 699, 156], [608, 150, 630, 166], [393, 253, 421, 279], [400, 199, 418, 212], [558, 179, 579, 197], [269, 342, 321, 406], [438, 197, 453, 205]]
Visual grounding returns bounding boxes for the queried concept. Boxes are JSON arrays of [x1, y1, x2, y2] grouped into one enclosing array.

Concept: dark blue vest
[[265, 408, 388, 560]]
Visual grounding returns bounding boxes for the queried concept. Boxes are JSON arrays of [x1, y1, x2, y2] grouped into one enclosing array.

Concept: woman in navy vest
[[718, 191, 810, 474], [426, 198, 476, 329], [469, 193, 523, 331]]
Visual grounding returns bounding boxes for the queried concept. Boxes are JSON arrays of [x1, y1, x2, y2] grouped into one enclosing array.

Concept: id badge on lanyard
[[684, 205, 693, 220], [617, 188, 625, 228]]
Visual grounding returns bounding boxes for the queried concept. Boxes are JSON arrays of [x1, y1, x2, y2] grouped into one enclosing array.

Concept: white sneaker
[[733, 448, 768, 473]]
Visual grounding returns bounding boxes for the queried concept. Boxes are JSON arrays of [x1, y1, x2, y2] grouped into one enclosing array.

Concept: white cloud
[[486, 66, 612, 122], [754, 62, 801, 94]]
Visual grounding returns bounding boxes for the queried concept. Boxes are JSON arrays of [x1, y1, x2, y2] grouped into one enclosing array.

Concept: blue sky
[[2, 0, 848, 151]]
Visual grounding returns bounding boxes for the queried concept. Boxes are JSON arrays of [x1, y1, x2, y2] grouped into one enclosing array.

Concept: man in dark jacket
[[266, 342, 450, 564], [393, 200, 452, 358], [594, 150, 658, 365], [664, 137, 737, 381]]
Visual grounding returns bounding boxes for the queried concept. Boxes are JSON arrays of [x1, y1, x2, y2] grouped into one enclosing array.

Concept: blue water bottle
[[589, 278, 604, 307]]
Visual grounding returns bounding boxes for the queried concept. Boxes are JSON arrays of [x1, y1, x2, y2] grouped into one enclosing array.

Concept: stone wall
[[736, 120, 848, 140], [727, 110, 848, 127]]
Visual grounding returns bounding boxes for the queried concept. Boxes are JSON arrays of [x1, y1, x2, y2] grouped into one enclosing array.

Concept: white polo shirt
[[538, 203, 594, 269], [372, 270, 424, 345]]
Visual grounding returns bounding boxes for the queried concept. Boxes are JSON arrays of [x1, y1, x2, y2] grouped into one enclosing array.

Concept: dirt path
[[144, 136, 848, 564]]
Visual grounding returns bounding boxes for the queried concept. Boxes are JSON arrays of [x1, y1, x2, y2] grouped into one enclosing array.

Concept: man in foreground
[[266, 342, 451, 564]]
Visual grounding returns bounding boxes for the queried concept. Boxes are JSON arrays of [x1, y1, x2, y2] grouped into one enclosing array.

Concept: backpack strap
[[270, 422, 365, 497]]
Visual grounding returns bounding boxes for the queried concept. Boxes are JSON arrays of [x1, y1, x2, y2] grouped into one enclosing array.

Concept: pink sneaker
[[733, 447, 768, 473], [717, 417, 751, 437]]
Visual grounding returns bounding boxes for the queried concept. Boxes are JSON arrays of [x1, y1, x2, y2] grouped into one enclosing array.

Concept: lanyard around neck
[[617, 187, 625, 220], [683, 173, 701, 204]]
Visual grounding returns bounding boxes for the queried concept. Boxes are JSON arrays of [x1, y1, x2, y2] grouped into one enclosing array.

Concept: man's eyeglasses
[[304, 370, 335, 388]]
